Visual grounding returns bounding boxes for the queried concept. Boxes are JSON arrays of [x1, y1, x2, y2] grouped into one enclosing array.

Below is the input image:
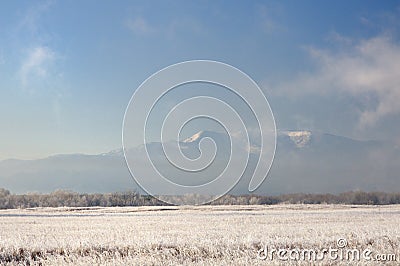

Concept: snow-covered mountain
[[279, 130, 312, 148], [0, 130, 399, 195]]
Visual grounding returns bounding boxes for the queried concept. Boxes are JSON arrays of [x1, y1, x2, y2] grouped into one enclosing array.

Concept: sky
[[1, 0, 400, 160]]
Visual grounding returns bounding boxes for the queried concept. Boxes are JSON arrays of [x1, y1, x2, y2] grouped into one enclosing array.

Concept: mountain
[[0, 130, 399, 195], [269, 130, 399, 194], [0, 153, 133, 194]]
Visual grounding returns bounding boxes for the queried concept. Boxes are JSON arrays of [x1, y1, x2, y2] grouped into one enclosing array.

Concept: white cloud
[[17, 0, 53, 34], [326, 31, 353, 46], [126, 17, 154, 35], [14, 2, 60, 91], [280, 35, 400, 127], [256, 3, 285, 34], [19, 46, 55, 88]]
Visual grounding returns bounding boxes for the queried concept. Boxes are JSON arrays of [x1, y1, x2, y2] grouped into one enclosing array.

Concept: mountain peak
[[183, 131, 205, 143], [280, 130, 312, 148], [182, 130, 226, 143], [100, 148, 124, 157]]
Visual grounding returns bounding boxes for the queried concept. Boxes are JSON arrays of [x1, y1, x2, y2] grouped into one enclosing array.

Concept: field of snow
[[0, 204, 399, 265]]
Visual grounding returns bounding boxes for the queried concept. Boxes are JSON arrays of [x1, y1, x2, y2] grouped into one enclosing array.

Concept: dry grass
[[0, 204, 399, 265]]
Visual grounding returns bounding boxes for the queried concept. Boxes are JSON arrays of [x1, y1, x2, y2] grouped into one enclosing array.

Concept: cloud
[[256, 3, 286, 34], [19, 46, 55, 88], [279, 35, 400, 127], [17, 45, 65, 126], [14, 2, 61, 91], [126, 17, 155, 35], [17, 0, 53, 34], [326, 31, 353, 46]]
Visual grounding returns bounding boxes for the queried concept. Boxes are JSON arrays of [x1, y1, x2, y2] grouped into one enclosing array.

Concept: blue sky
[[1, 0, 400, 160]]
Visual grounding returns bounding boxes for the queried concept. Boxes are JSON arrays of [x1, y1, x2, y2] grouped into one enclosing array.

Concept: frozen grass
[[0, 204, 399, 265]]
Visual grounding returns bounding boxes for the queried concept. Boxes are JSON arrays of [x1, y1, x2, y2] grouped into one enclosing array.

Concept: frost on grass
[[0, 205, 399, 265]]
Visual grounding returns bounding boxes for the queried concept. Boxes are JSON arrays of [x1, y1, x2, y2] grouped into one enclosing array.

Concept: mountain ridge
[[1, 129, 398, 195], [1, 130, 384, 162]]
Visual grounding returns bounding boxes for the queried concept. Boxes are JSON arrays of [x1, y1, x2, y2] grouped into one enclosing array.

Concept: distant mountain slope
[[0, 154, 133, 194], [0, 130, 399, 194]]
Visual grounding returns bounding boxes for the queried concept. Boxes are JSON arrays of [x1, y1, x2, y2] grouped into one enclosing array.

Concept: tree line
[[0, 188, 400, 209]]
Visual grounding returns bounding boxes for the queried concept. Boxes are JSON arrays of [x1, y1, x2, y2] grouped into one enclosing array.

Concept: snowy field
[[0, 204, 399, 265]]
